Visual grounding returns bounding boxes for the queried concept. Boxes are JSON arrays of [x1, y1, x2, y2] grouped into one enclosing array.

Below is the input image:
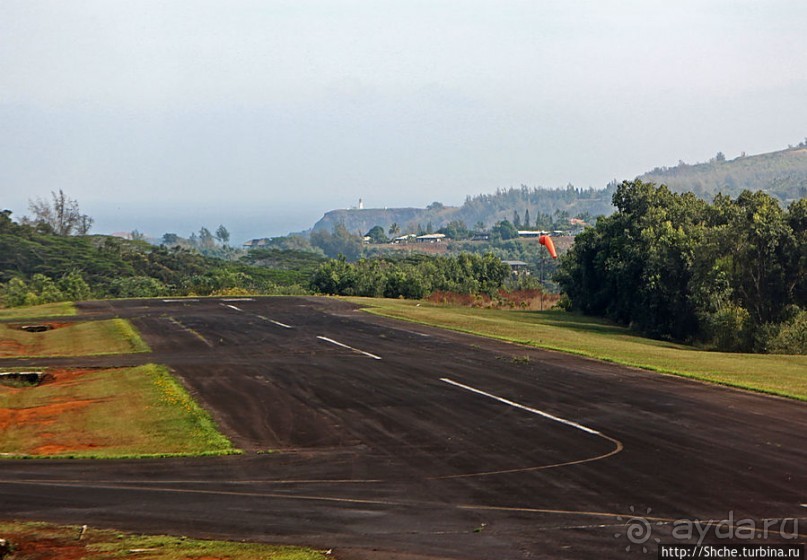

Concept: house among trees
[[503, 260, 530, 276], [243, 238, 270, 248], [416, 233, 446, 243]]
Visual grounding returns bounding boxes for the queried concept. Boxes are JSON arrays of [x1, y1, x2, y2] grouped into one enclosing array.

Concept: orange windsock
[[539, 235, 557, 259]]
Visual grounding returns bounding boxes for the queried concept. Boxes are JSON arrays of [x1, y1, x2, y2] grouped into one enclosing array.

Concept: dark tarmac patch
[[1, 296, 805, 560]]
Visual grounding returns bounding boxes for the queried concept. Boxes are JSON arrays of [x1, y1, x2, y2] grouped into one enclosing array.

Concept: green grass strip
[[0, 319, 150, 358], [0, 302, 76, 320], [111, 317, 151, 353], [0, 520, 329, 559], [349, 297, 807, 401], [0, 364, 238, 459]]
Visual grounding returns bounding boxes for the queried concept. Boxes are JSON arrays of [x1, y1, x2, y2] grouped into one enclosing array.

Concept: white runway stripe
[[317, 336, 382, 360], [440, 377, 601, 435]]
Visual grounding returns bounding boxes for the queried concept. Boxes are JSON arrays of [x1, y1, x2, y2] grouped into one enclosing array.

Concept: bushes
[[109, 276, 169, 298], [762, 309, 807, 355], [1, 272, 92, 307], [310, 253, 509, 299]]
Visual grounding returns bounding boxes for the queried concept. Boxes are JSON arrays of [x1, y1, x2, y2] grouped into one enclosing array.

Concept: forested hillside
[[0, 210, 310, 305], [638, 144, 807, 203]]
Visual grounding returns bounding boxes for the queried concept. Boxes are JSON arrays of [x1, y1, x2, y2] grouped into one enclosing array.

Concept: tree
[[58, 271, 92, 301], [438, 220, 470, 240], [77, 214, 94, 235], [365, 225, 389, 244], [557, 180, 706, 340], [162, 233, 180, 246], [198, 227, 216, 250], [388, 222, 400, 238], [215, 225, 230, 246], [310, 223, 362, 260], [524, 209, 531, 229], [513, 211, 522, 229], [492, 220, 518, 240], [27, 190, 93, 236], [558, 180, 805, 352], [310, 256, 355, 294]]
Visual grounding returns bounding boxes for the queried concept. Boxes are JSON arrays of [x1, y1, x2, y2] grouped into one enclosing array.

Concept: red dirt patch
[[0, 368, 122, 455], [0, 399, 98, 430], [0, 339, 26, 357], [40, 368, 97, 387], [32, 443, 101, 455], [10, 538, 87, 560]]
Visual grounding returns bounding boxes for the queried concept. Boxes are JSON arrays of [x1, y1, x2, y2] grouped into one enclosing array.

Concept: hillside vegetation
[[638, 144, 807, 203], [0, 210, 313, 305]]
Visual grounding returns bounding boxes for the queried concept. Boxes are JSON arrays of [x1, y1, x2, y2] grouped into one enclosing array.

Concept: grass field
[[352, 298, 807, 401], [0, 364, 237, 458], [0, 302, 76, 320], [0, 318, 149, 358], [0, 520, 328, 559]]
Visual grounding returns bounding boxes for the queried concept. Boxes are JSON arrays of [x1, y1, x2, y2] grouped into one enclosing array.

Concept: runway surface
[[1, 296, 805, 559]]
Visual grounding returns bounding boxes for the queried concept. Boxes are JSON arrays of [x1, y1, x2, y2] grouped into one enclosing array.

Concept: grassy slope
[[0, 364, 237, 458], [0, 520, 328, 559], [0, 302, 76, 320], [0, 319, 149, 358], [351, 298, 807, 401]]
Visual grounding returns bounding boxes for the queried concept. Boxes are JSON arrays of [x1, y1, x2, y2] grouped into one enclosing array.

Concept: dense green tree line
[[557, 180, 806, 353], [310, 253, 510, 299]]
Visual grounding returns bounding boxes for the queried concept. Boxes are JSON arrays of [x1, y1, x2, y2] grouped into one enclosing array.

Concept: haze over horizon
[[2, 1, 806, 243]]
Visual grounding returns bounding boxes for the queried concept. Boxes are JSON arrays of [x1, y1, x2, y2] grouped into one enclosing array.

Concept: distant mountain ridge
[[638, 145, 807, 203], [310, 143, 807, 236], [312, 186, 614, 236]]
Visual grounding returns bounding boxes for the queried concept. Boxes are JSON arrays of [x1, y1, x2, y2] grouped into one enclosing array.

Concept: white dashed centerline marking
[[256, 315, 293, 329], [317, 336, 382, 360], [220, 303, 295, 328], [440, 378, 601, 436]]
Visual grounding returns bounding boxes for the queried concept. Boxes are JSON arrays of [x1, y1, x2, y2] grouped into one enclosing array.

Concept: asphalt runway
[[1, 296, 805, 559]]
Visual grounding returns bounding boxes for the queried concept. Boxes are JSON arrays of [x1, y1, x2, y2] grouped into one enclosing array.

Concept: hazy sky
[[2, 1, 806, 241]]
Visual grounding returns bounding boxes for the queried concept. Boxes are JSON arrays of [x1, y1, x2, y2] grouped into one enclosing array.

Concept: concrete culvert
[[20, 324, 51, 333], [0, 371, 47, 387]]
